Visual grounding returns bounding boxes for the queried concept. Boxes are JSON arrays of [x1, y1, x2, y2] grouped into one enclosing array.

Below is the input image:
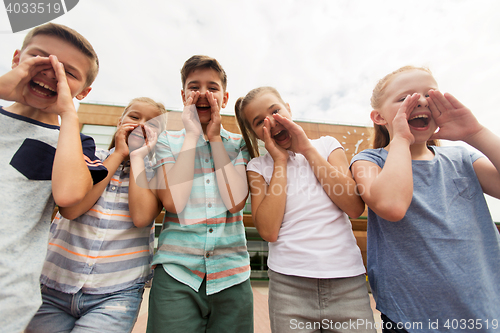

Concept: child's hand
[[130, 123, 159, 160], [182, 92, 203, 138], [43, 55, 77, 116], [206, 91, 222, 141], [392, 93, 419, 145], [113, 122, 136, 159], [427, 90, 484, 142], [0, 55, 51, 103], [263, 117, 288, 164], [272, 113, 313, 155]]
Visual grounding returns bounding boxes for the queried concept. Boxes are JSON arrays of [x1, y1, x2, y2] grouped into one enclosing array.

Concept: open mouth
[[127, 129, 145, 146], [30, 80, 57, 97], [273, 129, 290, 144], [196, 104, 211, 113], [408, 114, 430, 129]]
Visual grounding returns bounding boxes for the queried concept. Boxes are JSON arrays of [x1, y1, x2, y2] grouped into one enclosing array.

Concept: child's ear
[[370, 110, 387, 126], [181, 90, 187, 104], [75, 87, 92, 101], [221, 91, 229, 109], [11, 50, 21, 69], [286, 103, 291, 116]]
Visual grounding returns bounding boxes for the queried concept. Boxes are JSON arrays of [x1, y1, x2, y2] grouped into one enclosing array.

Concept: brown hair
[[181, 55, 227, 91], [109, 97, 168, 150], [371, 65, 438, 148], [235, 86, 287, 159], [21, 23, 99, 88]]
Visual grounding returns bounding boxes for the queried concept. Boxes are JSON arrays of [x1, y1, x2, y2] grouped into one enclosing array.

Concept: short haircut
[[21, 23, 99, 88], [181, 55, 227, 91]]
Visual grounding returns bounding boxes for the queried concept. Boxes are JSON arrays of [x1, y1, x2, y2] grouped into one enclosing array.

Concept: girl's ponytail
[[235, 96, 260, 159]]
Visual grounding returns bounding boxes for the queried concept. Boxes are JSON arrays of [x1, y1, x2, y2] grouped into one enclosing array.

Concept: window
[[81, 124, 116, 150]]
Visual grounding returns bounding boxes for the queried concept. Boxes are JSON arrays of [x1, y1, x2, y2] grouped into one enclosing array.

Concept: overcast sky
[[1, 0, 500, 219]]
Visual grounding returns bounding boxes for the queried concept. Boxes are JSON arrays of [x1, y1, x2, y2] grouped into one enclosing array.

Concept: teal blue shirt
[[351, 146, 500, 332]]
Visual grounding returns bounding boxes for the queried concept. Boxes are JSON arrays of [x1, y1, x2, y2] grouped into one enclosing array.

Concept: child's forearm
[[464, 126, 500, 198], [59, 151, 125, 220], [303, 147, 364, 218], [0, 74, 14, 100], [129, 154, 162, 227], [368, 138, 413, 221], [52, 111, 93, 207], [465, 126, 500, 172], [157, 134, 198, 213], [210, 140, 249, 213], [251, 163, 287, 242]]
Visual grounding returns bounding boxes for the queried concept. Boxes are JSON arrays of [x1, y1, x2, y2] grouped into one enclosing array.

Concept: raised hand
[[206, 91, 222, 141], [427, 90, 483, 142], [129, 123, 160, 160], [114, 122, 136, 158], [263, 117, 288, 164], [271, 113, 313, 155], [0, 55, 51, 103], [43, 55, 77, 115], [392, 93, 420, 145], [182, 91, 203, 138]]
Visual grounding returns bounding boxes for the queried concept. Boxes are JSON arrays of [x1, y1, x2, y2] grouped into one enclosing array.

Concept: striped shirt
[[40, 148, 155, 294], [152, 127, 251, 295]]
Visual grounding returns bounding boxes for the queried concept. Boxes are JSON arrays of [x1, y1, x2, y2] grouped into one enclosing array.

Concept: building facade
[[77, 102, 374, 278]]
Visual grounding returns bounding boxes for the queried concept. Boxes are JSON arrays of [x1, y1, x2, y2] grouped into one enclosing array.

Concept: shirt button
[[205, 252, 211, 258], [111, 186, 117, 191], [205, 159, 209, 163], [208, 203, 212, 208], [209, 228, 213, 233], [206, 179, 210, 184]]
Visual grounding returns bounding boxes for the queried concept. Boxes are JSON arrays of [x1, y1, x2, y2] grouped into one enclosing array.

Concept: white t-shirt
[[247, 136, 366, 278]]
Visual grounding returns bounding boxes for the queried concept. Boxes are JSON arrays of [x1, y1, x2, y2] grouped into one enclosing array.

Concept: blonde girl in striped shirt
[[26, 98, 167, 333]]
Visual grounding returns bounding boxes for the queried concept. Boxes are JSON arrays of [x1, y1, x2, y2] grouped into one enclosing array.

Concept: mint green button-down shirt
[[152, 127, 251, 295]]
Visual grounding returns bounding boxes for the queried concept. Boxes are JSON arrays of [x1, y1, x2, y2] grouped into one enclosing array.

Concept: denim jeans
[[25, 283, 145, 333], [380, 313, 409, 333]]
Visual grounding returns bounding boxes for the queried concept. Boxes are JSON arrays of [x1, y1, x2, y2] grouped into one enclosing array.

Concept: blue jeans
[[25, 283, 145, 333], [380, 313, 409, 333]]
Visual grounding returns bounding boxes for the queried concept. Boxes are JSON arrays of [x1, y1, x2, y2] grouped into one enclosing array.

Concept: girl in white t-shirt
[[235, 86, 375, 333]]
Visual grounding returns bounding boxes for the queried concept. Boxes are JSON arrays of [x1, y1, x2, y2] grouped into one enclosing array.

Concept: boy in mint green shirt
[[129, 55, 253, 333]]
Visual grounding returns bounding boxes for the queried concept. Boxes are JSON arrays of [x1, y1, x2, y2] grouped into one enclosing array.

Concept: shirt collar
[[219, 126, 229, 141]]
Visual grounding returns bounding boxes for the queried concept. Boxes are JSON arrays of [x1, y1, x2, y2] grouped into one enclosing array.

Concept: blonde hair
[[109, 97, 168, 150], [371, 66, 438, 148], [235, 86, 286, 159], [22, 23, 99, 88]]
